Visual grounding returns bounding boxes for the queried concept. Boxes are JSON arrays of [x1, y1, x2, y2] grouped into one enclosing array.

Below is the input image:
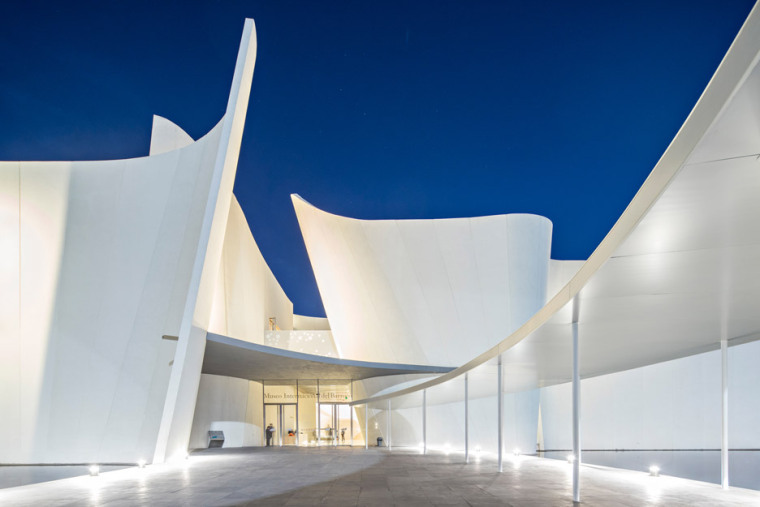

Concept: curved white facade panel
[[293, 195, 553, 366], [0, 20, 259, 464], [207, 195, 294, 343], [0, 120, 223, 463]]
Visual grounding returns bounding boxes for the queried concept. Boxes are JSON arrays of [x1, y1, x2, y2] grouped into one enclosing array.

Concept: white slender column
[[423, 389, 427, 455], [262, 383, 265, 445], [465, 373, 469, 464], [350, 382, 354, 447], [721, 338, 729, 489], [388, 399, 392, 451], [498, 354, 503, 472], [365, 404, 369, 450], [572, 296, 581, 504]]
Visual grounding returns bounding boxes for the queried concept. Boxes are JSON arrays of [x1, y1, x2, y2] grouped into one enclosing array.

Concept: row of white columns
[[359, 303, 732, 503]]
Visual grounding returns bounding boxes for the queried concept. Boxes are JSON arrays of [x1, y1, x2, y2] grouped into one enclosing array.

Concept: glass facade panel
[[264, 403, 297, 446], [297, 380, 318, 445], [263, 380, 297, 404], [319, 403, 337, 445], [264, 405, 278, 446], [318, 381, 352, 403], [261, 379, 365, 447], [282, 404, 297, 445], [337, 404, 352, 445]]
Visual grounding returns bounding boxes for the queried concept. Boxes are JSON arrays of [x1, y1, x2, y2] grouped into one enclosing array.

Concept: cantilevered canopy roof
[[202, 333, 454, 381], [353, 3, 760, 404]]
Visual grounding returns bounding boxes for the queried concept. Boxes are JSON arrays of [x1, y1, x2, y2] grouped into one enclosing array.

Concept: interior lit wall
[[293, 315, 330, 330], [264, 330, 337, 356]]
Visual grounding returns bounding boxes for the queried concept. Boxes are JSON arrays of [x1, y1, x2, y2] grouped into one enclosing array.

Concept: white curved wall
[[187, 193, 299, 452], [207, 195, 294, 343], [0, 19, 263, 464], [292, 196, 553, 367], [0, 119, 223, 464]]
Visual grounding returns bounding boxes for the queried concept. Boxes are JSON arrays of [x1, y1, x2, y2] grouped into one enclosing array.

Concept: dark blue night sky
[[0, 1, 754, 317]]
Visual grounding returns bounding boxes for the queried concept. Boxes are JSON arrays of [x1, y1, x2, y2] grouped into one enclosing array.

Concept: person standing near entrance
[[266, 423, 275, 446]]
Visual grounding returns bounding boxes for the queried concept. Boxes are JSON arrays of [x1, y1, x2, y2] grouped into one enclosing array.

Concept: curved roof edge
[[350, 2, 760, 406], [291, 193, 552, 226]]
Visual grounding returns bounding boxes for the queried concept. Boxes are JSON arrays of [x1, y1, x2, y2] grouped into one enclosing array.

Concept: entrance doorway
[[262, 380, 364, 447], [264, 404, 297, 446], [318, 403, 352, 446]]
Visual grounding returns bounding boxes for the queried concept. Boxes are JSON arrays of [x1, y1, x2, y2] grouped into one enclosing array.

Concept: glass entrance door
[[264, 404, 298, 446], [318, 403, 353, 446]]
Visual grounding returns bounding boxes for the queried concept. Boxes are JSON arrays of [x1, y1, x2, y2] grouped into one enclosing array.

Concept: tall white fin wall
[[206, 195, 294, 343]]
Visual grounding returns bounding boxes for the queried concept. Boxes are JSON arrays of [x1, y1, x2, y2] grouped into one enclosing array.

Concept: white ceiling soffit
[[202, 333, 455, 381]]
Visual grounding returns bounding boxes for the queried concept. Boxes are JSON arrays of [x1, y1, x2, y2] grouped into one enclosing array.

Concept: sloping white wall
[[207, 195, 294, 343], [0, 119, 223, 464], [152, 19, 258, 463], [293, 196, 552, 367], [0, 19, 263, 464], [186, 195, 297, 448]]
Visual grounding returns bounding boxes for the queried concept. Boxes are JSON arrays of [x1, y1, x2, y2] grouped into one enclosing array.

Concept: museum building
[[3, 7, 760, 500]]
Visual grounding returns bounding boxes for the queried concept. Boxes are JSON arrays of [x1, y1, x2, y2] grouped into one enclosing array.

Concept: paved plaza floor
[[1, 446, 759, 506]]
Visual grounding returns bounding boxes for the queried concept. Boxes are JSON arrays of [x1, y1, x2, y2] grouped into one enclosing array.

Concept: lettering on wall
[[263, 391, 351, 402]]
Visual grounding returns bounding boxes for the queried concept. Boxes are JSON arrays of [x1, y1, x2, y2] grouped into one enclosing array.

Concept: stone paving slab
[[1, 446, 759, 506]]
